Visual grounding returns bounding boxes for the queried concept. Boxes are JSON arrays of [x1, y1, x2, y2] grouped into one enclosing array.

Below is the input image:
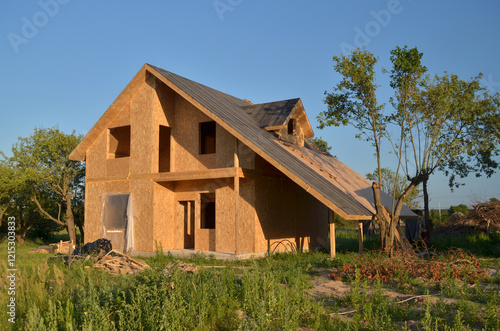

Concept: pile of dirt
[[437, 200, 500, 235]]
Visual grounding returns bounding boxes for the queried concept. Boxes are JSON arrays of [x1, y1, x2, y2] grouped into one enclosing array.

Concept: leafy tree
[[399, 70, 500, 243], [310, 136, 332, 152], [0, 158, 17, 227], [0, 156, 61, 244], [319, 46, 500, 252], [366, 168, 422, 209], [9, 127, 85, 244], [317, 48, 389, 246]]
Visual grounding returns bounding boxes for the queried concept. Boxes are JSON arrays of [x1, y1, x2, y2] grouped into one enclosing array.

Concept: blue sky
[[1, 0, 499, 208]]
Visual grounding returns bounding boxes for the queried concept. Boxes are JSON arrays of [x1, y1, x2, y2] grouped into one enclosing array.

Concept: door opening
[[179, 200, 195, 249]]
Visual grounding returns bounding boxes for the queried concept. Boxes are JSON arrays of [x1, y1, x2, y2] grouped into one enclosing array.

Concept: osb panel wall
[[130, 179, 155, 251], [130, 81, 155, 175], [84, 180, 130, 243], [152, 79, 175, 174], [172, 191, 198, 250], [110, 103, 131, 128], [237, 142, 255, 169], [153, 182, 175, 250], [173, 199, 186, 250], [278, 115, 305, 147], [254, 170, 329, 253], [154, 79, 175, 128], [172, 179, 238, 253], [106, 158, 130, 179], [195, 229, 215, 251], [86, 131, 107, 179], [215, 184, 235, 253], [292, 183, 329, 248], [173, 96, 235, 172], [174, 96, 213, 171], [216, 125, 236, 169], [254, 154, 282, 176], [237, 178, 256, 253]]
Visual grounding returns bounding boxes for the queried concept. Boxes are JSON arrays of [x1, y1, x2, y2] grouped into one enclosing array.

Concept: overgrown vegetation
[[0, 127, 85, 245], [318, 45, 500, 251], [1, 231, 498, 330]]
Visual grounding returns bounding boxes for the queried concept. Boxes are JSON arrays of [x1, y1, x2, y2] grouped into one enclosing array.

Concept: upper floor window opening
[[200, 121, 216, 154], [108, 125, 131, 158], [288, 119, 296, 135]]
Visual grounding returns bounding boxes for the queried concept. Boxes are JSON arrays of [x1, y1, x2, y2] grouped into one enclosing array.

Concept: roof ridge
[[148, 64, 248, 107]]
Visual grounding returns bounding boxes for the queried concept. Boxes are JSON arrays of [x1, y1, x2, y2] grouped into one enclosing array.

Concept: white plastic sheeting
[[101, 193, 136, 252]]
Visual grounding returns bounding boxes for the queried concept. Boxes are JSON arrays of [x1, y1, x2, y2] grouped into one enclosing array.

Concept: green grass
[[0, 230, 499, 330]]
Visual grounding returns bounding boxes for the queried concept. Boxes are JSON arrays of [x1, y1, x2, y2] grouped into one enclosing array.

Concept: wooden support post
[[329, 210, 336, 258], [234, 139, 240, 255], [358, 221, 364, 254]]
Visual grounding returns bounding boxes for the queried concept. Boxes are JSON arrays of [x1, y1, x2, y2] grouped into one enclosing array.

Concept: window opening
[[200, 121, 216, 154], [109, 125, 131, 158], [201, 193, 216, 229], [159, 125, 171, 172], [287, 119, 295, 135], [179, 200, 195, 249]]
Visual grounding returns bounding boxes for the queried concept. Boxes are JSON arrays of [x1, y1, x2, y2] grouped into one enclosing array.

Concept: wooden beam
[[329, 210, 336, 259], [264, 125, 284, 131], [154, 167, 242, 182], [358, 221, 364, 254], [234, 139, 240, 255]]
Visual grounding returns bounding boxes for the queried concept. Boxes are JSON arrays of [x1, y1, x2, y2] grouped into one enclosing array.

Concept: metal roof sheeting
[[150, 65, 390, 218]]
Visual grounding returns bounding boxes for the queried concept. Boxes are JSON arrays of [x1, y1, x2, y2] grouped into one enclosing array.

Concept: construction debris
[[50, 240, 75, 254], [438, 200, 500, 235], [28, 248, 49, 254], [471, 200, 500, 230], [91, 250, 150, 275], [74, 238, 112, 256], [164, 261, 199, 275]]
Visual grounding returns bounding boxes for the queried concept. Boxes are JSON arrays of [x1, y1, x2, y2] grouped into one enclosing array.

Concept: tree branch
[[31, 193, 65, 226]]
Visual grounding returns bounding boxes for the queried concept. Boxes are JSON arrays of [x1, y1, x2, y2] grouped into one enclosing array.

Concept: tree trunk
[[423, 179, 432, 244], [66, 195, 77, 246], [15, 207, 28, 245], [372, 182, 388, 250], [75, 216, 85, 245], [392, 182, 417, 254], [0, 206, 7, 228]]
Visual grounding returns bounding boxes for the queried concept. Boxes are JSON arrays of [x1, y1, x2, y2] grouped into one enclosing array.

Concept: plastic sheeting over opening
[[101, 193, 136, 252]]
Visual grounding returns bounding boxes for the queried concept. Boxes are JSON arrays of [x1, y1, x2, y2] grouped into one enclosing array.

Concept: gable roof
[[241, 99, 314, 137], [70, 64, 416, 220]]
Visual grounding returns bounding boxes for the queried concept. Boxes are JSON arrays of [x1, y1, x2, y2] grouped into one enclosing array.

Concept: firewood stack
[[91, 250, 150, 275]]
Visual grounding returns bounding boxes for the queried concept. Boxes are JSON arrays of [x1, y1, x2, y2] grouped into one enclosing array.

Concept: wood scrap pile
[[91, 250, 150, 275], [164, 261, 199, 275], [438, 200, 500, 235], [28, 248, 49, 254], [50, 240, 74, 254], [471, 200, 500, 231]]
